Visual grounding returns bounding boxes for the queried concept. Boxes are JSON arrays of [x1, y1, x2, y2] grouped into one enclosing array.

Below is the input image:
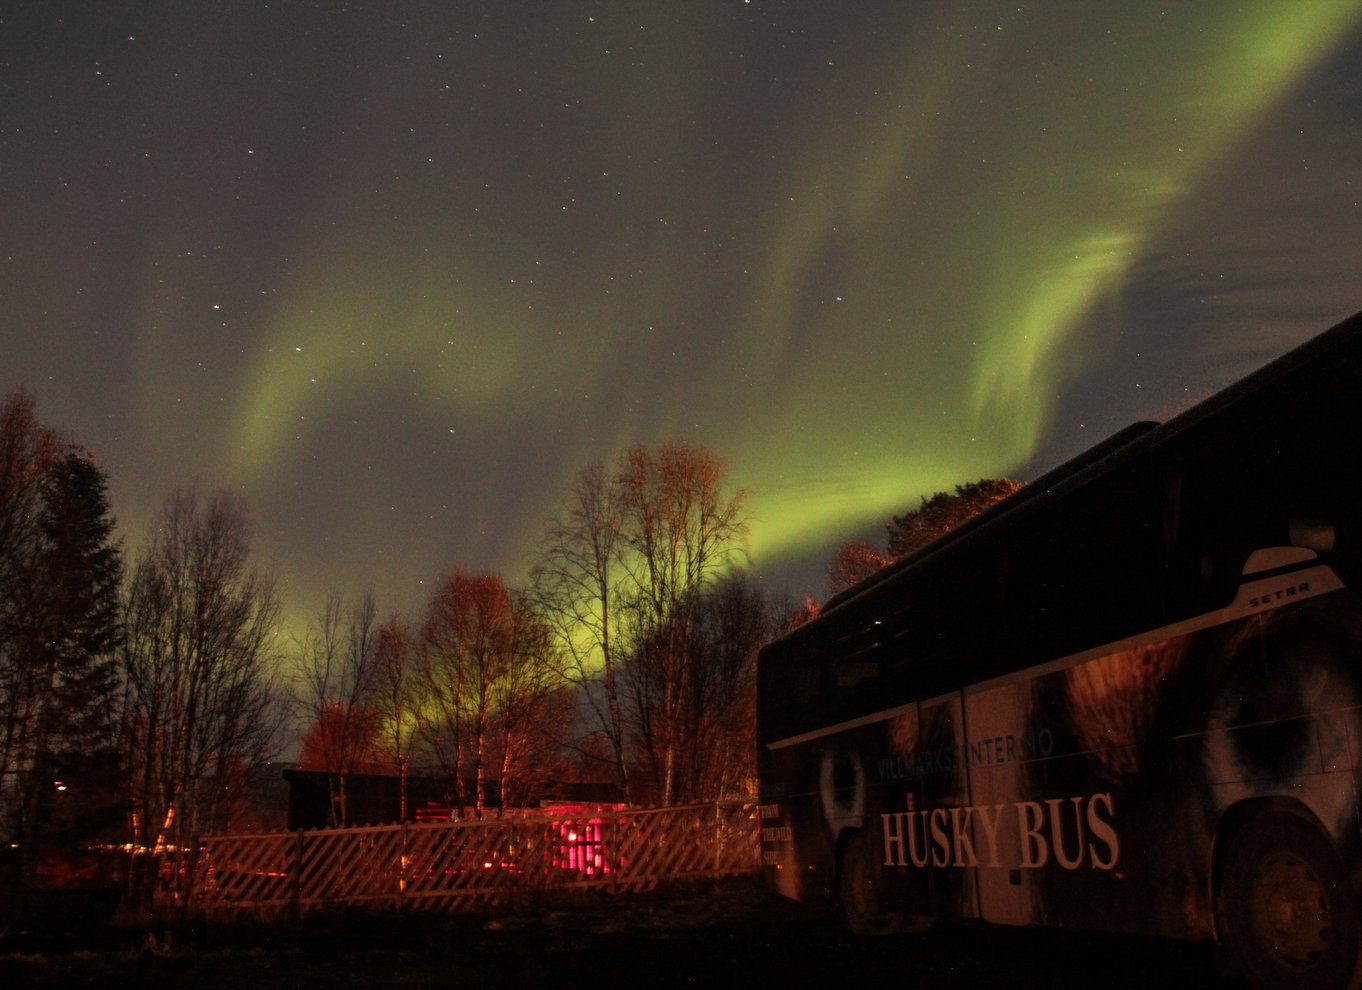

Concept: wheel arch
[[1208, 797, 1362, 988], [832, 824, 863, 893], [1209, 796, 1334, 941]]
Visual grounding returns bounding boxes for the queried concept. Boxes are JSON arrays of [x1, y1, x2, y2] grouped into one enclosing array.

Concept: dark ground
[[0, 876, 1235, 989]]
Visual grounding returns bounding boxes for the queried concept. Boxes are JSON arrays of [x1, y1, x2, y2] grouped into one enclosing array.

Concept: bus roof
[[801, 306, 1362, 637]]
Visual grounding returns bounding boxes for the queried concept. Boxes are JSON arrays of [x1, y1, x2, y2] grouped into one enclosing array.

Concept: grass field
[[0, 875, 1231, 989]]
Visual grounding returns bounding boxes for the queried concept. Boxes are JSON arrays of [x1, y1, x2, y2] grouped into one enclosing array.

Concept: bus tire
[[838, 833, 902, 935], [1215, 810, 1362, 990]]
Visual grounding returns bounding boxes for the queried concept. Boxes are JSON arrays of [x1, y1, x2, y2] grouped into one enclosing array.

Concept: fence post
[[611, 814, 620, 892], [399, 821, 408, 909], [290, 828, 304, 919], [714, 802, 722, 874], [183, 839, 199, 912]]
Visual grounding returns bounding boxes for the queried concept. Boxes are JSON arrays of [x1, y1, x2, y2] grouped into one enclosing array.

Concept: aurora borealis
[[4, 1, 1361, 623]]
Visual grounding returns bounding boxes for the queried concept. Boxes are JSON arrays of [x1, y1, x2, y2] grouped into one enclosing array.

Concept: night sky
[[4, 1, 1361, 632]]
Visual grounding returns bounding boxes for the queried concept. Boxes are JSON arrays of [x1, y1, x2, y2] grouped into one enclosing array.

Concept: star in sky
[[0, 1, 1359, 631]]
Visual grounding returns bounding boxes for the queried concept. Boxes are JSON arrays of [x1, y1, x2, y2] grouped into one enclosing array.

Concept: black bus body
[[757, 308, 1362, 989]]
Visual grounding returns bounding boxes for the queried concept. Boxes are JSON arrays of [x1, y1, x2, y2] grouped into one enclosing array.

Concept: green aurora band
[[134, 1, 1361, 610]]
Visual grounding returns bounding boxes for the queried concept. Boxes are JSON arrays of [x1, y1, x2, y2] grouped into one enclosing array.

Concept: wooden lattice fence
[[182, 801, 759, 916]]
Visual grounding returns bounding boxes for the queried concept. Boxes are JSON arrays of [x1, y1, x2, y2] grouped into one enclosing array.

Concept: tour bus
[[758, 308, 1362, 990]]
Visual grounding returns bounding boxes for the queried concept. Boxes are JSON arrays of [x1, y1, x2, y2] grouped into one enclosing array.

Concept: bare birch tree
[[492, 592, 569, 811], [616, 441, 748, 805], [415, 570, 488, 815], [530, 460, 633, 800], [418, 572, 569, 817], [289, 592, 383, 827], [682, 574, 771, 801], [373, 615, 415, 820], [533, 442, 750, 806], [119, 487, 281, 891]]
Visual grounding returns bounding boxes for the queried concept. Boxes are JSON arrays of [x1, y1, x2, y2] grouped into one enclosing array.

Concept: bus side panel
[[867, 712, 935, 920], [760, 739, 838, 903], [762, 583, 1362, 937], [959, 658, 1175, 936], [762, 706, 979, 920], [981, 590, 1362, 940], [996, 621, 1249, 940], [869, 694, 978, 920], [1195, 593, 1362, 895], [964, 678, 1048, 927], [761, 726, 897, 905], [1019, 636, 1200, 938], [761, 721, 940, 915], [915, 692, 978, 920]]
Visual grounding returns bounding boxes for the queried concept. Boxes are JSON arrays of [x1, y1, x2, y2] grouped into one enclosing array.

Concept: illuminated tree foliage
[[785, 595, 822, 630], [828, 478, 1024, 595], [827, 539, 892, 596], [119, 487, 281, 881], [885, 478, 1023, 558], [415, 570, 563, 817], [415, 571, 476, 811]]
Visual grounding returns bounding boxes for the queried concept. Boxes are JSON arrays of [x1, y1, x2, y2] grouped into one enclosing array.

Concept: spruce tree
[[20, 450, 124, 851]]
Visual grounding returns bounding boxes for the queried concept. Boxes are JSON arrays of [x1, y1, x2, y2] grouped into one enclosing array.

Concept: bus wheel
[[1216, 811, 1362, 990], [838, 833, 901, 935]]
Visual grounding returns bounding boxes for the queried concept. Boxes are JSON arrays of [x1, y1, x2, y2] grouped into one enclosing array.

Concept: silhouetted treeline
[[1, 386, 787, 894]]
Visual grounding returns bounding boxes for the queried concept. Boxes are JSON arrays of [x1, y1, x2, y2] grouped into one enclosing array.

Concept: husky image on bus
[[758, 308, 1362, 990]]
